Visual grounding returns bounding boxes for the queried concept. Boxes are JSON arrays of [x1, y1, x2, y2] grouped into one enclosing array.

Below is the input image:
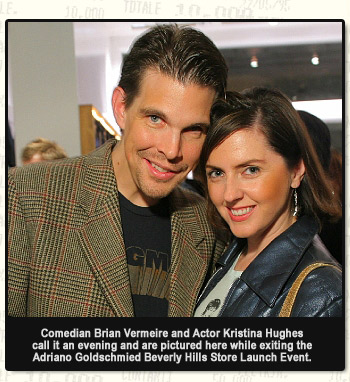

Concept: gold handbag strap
[[279, 262, 340, 317]]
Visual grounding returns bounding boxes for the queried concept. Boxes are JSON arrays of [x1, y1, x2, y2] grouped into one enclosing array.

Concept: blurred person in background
[[7, 120, 16, 168], [298, 111, 342, 264], [21, 137, 67, 165], [328, 148, 342, 205], [318, 147, 343, 264]]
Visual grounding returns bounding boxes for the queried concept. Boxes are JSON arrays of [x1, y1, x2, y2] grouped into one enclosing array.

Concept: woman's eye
[[207, 169, 223, 179], [244, 166, 260, 175]]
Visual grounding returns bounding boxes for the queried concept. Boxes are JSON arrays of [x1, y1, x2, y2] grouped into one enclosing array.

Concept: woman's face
[[206, 127, 304, 246]]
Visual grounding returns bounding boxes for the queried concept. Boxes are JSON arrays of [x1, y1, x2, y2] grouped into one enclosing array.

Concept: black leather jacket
[[196, 215, 342, 317]]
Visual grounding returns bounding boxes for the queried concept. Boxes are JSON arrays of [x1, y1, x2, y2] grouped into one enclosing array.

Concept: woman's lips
[[227, 206, 255, 222]]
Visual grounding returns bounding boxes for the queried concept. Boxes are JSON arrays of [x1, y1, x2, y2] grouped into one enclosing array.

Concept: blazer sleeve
[[8, 170, 31, 316]]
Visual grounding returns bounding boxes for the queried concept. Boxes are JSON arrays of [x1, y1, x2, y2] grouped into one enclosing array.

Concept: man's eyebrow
[[140, 107, 210, 131], [140, 107, 167, 121]]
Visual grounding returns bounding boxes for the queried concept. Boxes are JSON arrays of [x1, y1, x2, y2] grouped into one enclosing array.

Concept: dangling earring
[[293, 189, 298, 217]]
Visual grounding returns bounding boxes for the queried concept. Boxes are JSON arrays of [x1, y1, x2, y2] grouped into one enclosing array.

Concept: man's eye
[[244, 166, 260, 175], [184, 126, 205, 135], [149, 115, 161, 123]]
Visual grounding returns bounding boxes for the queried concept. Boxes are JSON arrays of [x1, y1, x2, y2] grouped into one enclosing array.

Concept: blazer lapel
[[77, 140, 134, 317], [168, 191, 210, 317]]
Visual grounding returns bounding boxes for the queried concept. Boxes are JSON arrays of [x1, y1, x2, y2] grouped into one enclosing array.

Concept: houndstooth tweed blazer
[[8, 139, 226, 317]]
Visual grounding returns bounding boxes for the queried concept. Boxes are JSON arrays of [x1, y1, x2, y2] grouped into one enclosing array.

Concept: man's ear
[[291, 159, 306, 189], [112, 87, 127, 131]]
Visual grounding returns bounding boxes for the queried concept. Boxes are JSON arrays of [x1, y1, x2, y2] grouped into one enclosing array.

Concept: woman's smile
[[227, 205, 255, 222], [206, 126, 303, 248]]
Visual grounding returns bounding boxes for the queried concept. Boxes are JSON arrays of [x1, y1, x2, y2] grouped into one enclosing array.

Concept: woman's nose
[[223, 179, 244, 203]]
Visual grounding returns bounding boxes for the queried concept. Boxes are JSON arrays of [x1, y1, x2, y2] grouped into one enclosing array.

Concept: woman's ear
[[112, 87, 127, 131], [291, 159, 306, 188]]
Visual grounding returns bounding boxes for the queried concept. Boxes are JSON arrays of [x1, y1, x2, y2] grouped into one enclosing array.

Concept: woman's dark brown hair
[[199, 87, 341, 233]]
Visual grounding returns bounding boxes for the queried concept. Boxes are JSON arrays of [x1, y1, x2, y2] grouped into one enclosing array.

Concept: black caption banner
[[5, 317, 344, 371]]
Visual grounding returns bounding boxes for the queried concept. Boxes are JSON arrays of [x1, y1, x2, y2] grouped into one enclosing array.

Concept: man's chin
[[141, 178, 185, 201], [143, 186, 175, 201]]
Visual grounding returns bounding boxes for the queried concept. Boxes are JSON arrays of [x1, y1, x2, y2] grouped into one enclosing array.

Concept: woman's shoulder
[[306, 234, 341, 269], [289, 236, 342, 317]]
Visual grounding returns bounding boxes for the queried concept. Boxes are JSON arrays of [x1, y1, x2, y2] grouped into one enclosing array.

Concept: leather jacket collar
[[214, 215, 319, 308]]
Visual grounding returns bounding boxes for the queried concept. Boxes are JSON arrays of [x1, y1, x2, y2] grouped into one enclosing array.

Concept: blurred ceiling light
[[311, 54, 320, 65], [250, 56, 259, 68], [91, 108, 119, 137]]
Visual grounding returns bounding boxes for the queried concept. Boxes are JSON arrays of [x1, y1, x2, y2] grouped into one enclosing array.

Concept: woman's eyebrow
[[205, 164, 222, 170], [206, 159, 266, 169]]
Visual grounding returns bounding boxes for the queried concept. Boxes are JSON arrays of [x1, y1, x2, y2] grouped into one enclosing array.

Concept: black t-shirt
[[119, 192, 172, 317]]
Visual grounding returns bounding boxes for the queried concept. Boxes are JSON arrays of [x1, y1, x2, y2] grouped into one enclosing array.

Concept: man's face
[[112, 69, 216, 207]]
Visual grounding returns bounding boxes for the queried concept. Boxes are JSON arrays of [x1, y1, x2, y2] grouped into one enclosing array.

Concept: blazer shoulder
[[8, 155, 85, 193]]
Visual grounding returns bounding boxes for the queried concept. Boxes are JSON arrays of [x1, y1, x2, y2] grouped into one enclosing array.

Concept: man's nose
[[157, 129, 182, 160]]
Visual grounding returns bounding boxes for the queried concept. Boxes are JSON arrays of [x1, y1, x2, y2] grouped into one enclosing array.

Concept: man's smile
[[144, 158, 181, 181]]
